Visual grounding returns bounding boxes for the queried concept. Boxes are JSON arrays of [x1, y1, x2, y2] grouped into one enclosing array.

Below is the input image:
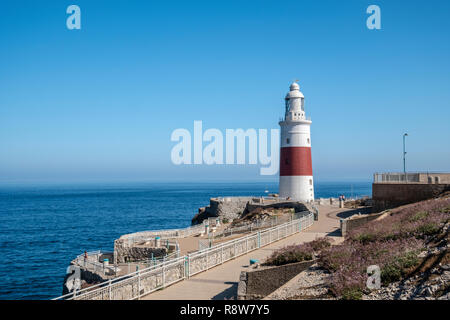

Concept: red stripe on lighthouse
[[280, 147, 312, 176]]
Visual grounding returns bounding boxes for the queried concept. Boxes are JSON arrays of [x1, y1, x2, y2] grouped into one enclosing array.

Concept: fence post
[[162, 265, 165, 288], [221, 246, 224, 264], [187, 254, 190, 279], [109, 279, 112, 300], [137, 271, 141, 300], [246, 237, 248, 253], [257, 232, 260, 248]]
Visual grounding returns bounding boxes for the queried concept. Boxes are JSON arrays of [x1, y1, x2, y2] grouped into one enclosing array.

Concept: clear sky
[[1, 0, 449, 184]]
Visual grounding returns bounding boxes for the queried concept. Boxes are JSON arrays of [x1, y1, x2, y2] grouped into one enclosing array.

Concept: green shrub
[[440, 206, 450, 213], [409, 211, 429, 222], [355, 233, 376, 244], [415, 223, 440, 237], [266, 249, 313, 266], [309, 237, 332, 251], [341, 288, 363, 300], [381, 263, 402, 283], [381, 251, 419, 284]]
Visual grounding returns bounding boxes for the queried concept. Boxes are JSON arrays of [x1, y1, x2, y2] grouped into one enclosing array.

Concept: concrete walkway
[[143, 204, 350, 300]]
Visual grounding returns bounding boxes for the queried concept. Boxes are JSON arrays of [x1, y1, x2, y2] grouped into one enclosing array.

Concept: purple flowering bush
[[264, 197, 450, 299], [320, 197, 450, 299], [264, 237, 331, 266], [319, 238, 423, 298], [347, 198, 450, 243]]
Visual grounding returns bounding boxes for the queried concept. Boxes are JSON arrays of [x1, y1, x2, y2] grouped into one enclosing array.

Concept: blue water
[[0, 181, 371, 299]]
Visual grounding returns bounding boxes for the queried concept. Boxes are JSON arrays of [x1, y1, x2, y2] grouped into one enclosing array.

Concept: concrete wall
[[193, 198, 309, 225], [207, 197, 252, 221], [372, 183, 450, 212], [237, 260, 315, 300], [340, 212, 385, 237], [418, 173, 450, 184]]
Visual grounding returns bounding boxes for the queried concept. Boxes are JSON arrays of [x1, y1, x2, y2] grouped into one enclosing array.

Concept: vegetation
[[263, 237, 331, 266], [320, 197, 449, 299], [263, 197, 450, 299]]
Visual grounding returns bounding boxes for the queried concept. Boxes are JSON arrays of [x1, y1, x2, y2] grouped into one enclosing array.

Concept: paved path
[[143, 205, 350, 300]]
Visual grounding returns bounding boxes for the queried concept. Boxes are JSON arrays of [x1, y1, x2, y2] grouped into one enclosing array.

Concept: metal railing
[[374, 172, 420, 183], [137, 250, 181, 268], [53, 212, 314, 300], [212, 211, 308, 239], [73, 251, 117, 276], [120, 218, 218, 244]]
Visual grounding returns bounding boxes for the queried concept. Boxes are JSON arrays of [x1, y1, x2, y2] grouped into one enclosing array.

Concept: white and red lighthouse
[[279, 82, 314, 202]]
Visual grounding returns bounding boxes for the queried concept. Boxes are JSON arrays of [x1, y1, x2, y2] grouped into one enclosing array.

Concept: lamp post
[[403, 133, 408, 178]]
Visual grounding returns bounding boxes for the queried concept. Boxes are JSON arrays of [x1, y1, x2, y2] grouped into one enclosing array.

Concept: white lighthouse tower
[[279, 81, 314, 202]]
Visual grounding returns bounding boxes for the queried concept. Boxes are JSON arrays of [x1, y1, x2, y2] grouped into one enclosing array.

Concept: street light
[[403, 133, 408, 175]]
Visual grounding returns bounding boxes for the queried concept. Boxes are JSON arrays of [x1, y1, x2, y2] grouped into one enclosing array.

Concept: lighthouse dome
[[290, 82, 300, 91]]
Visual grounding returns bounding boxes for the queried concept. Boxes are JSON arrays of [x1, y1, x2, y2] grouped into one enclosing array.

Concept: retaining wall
[[237, 260, 315, 300], [340, 212, 385, 237], [372, 183, 450, 212]]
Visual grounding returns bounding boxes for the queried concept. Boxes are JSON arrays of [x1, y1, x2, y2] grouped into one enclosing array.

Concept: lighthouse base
[[279, 176, 314, 202]]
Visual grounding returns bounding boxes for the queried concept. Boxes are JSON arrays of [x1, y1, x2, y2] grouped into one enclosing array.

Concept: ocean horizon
[[0, 181, 371, 299]]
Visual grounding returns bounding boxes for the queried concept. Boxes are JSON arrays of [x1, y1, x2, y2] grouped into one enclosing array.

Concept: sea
[[0, 181, 371, 299]]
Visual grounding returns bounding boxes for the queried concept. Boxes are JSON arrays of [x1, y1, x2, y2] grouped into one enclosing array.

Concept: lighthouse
[[279, 82, 314, 202]]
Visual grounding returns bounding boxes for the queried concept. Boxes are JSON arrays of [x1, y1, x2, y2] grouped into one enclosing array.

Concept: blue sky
[[1, 0, 449, 184]]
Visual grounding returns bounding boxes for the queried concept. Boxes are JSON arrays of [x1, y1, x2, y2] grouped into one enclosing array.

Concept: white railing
[[73, 251, 117, 276], [212, 211, 308, 239], [137, 250, 181, 267], [53, 212, 314, 300], [373, 172, 420, 183], [120, 217, 218, 244]]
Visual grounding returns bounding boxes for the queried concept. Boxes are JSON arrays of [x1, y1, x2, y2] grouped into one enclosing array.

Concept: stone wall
[[237, 260, 315, 300], [246, 201, 308, 214], [193, 197, 254, 224], [340, 212, 385, 237], [208, 197, 252, 221], [114, 239, 167, 264], [193, 197, 309, 225], [372, 183, 450, 212]]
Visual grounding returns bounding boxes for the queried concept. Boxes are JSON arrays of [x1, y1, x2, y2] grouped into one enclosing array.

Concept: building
[[372, 172, 450, 211], [278, 82, 314, 202]]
